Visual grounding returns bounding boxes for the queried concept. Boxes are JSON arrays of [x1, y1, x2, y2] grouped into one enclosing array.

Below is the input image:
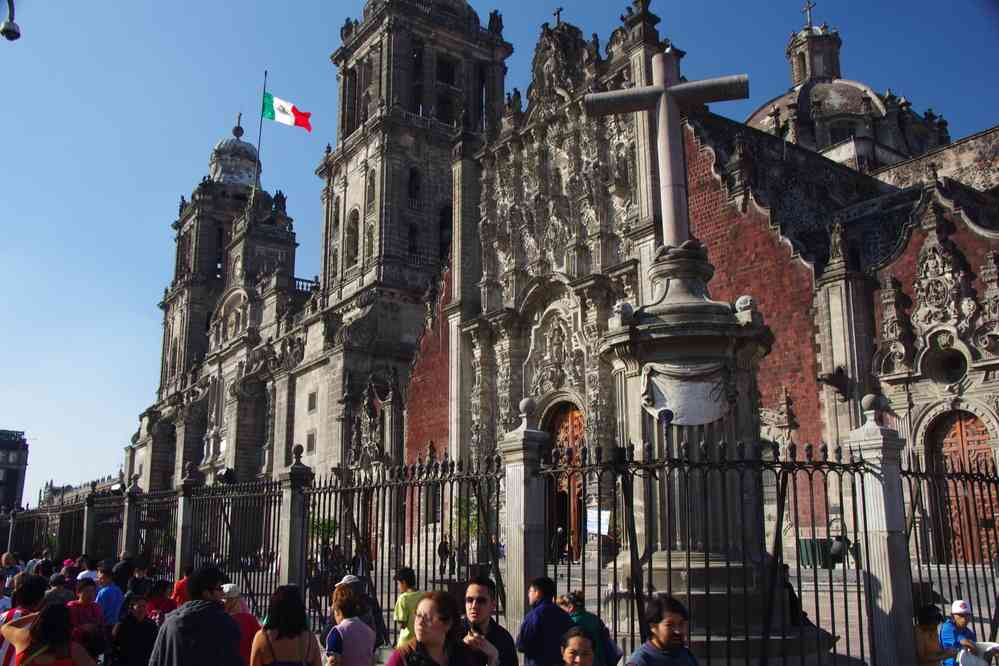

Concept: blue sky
[[2, 0, 996, 506]]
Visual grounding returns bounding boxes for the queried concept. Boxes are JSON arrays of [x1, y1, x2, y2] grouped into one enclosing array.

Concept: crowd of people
[[0, 549, 699, 666], [10, 548, 994, 666]]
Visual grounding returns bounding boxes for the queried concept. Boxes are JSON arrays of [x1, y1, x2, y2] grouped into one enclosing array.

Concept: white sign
[[586, 509, 611, 536]]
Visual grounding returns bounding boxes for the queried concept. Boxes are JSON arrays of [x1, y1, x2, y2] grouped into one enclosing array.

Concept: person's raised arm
[[250, 630, 268, 666]]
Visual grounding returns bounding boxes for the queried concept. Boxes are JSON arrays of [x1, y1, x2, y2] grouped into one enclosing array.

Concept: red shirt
[[66, 601, 104, 646], [67, 600, 104, 628], [171, 578, 189, 606], [231, 612, 260, 666], [146, 597, 177, 625]]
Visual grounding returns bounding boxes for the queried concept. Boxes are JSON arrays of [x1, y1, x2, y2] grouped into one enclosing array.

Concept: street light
[[5, 506, 16, 553], [1, 0, 20, 41]]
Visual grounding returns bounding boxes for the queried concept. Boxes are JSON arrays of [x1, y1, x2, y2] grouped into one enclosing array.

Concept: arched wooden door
[[546, 404, 585, 562], [927, 411, 995, 563]]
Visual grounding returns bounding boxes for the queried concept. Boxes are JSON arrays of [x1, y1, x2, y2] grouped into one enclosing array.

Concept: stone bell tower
[[315, 0, 512, 466]]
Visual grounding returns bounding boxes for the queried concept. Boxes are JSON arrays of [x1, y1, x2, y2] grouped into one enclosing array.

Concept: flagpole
[[251, 69, 268, 203]]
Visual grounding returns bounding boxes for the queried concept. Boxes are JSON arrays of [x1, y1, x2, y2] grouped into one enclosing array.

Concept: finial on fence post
[[860, 393, 888, 427], [518, 397, 539, 431]]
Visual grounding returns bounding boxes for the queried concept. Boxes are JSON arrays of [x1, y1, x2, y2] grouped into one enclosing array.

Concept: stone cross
[[584, 48, 749, 248], [802, 0, 816, 28]]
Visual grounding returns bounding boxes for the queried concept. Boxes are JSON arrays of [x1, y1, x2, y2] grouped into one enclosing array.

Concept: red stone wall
[[685, 126, 825, 448], [405, 268, 453, 464]]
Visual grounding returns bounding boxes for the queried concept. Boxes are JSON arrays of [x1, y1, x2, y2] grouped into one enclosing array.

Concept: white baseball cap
[[336, 574, 362, 588], [952, 600, 972, 615], [221, 583, 241, 599]]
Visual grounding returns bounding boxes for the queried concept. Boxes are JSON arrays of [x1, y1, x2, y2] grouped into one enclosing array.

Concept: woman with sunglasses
[[387, 592, 482, 666]]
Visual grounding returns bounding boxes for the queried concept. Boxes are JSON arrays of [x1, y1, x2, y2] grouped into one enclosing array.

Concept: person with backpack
[[557, 592, 618, 666]]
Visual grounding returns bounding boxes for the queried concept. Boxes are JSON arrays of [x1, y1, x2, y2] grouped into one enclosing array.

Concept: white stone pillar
[[498, 399, 549, 636], [174, 464, 203, 581], [848, 395, 916, 666], [278, 445, 314, 587]]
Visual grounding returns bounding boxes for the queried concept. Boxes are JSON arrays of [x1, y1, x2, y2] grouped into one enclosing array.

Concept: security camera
[[0, 19, 18, 41]]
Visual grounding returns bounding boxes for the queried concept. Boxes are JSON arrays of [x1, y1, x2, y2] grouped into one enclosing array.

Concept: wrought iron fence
[[902, 451, 999, 642], [89, 493, 125, 562], [540, 434, 875, 666], [9, 510, 52, 561], [53, 502, 85, 562], [188, 480, 281, 617], [135, 490, 178, 580], [302, 452, 505, 643], [3, 501, 86, 564]]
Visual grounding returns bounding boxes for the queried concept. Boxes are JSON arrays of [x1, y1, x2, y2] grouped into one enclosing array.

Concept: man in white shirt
[[75, 556, 98, 582]]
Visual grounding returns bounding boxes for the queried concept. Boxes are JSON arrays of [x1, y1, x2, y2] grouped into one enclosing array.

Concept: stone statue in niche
[[487, 10, 504, 35], [531, 317, 573, 395]]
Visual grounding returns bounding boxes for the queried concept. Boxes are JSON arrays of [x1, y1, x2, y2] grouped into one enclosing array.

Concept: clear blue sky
[[2, 0, 996, 506]]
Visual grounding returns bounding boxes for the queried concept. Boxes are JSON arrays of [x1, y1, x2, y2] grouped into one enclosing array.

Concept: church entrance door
[[545, 403, 585, 562], [927, 410, 995, 563]]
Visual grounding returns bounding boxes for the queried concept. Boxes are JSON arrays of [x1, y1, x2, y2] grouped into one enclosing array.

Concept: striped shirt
[[0, 607, 29, 666]]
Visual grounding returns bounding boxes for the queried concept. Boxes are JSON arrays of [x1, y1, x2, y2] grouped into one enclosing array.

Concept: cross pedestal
[[591, 48, 834, 661]]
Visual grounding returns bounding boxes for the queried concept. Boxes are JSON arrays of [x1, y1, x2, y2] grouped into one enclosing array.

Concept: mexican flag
[[262, 92, 312, 132]]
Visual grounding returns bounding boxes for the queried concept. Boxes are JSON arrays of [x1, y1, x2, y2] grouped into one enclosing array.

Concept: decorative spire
[[233, 112, 244, 140], [802, 0, 816, 28]]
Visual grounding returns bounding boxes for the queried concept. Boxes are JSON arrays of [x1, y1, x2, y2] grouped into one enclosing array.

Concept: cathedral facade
[[127, 0, 999, 556]]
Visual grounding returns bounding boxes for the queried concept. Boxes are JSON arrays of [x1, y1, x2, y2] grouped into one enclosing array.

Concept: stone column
[[815, 224, 874, 446], [81, 485, 98, 557], [271, 372, 294, 471], [174, 464, 204, 580], [279, 445, 314, 587], [498, 399, 549, 636], [848, 395, 916, 666], [121, 480, 143, 558]]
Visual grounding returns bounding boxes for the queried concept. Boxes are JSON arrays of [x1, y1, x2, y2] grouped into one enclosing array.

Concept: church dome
[[746, 78, 886, 131], [209, 120, 260, 187]]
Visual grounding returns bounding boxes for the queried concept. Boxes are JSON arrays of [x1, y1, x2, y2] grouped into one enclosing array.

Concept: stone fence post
[[174, 463, 204, 581], [498, 398, 549, 637], [81, 483, 99, 557], [279, 445, 314, 587], [121, 477, 142, 558], [848, 395, 916, 666]]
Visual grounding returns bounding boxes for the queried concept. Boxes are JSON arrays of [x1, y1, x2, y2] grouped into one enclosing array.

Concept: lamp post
[[5, 507, 16, 553], [1, 0, 20, 41]]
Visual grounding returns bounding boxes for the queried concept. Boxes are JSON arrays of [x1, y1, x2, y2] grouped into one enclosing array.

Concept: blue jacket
[[940, 619, 976, 666], [96, 583, 124, 626], [626, 642, 698, 666], [516, 599, 575, 666]]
